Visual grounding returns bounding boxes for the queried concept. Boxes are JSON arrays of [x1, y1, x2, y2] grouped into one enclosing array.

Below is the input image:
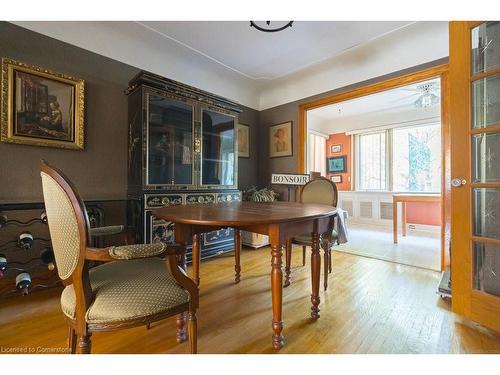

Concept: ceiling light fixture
[[413, 82, 440, 108], [414, 93, 440, 108], [250, 21, 293, 33]]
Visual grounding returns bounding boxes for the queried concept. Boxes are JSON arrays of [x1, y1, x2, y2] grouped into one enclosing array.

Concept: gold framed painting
[[269, 121, 292, 158], [238, 123, 250, 158], [1, 58, 85, 150]]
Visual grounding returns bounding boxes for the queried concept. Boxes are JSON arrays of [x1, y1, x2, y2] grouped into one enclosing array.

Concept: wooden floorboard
[[1, 247, 499, 354]]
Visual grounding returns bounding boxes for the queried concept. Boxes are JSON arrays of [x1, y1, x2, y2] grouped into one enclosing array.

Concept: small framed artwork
[[330, 144, 342, 153], [269, 121, 293, 158], [1, 58, 85, 150], [330, 175, 342, 183], [327, 156, 347, 173], [238, 123, 250, 158]]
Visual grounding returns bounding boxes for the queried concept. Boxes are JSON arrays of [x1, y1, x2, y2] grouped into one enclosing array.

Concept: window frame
[[355, 129, 391, 191], [354, 122, 441, 193]]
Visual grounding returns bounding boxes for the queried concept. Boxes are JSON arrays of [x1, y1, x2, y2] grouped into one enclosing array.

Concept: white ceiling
[[308, 78, 441, 134], [12, 21, 448, 110], [310, 78, 440, 119], [139, 21, 413, 80]]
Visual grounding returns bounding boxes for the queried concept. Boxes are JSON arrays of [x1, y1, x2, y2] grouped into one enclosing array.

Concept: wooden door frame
[[449, 21, 500, 331], [298, 64, 451, 271]]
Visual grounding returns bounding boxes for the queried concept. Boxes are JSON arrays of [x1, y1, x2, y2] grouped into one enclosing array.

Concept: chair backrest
[[309, 171, 322, 180], [40, 160, 90, 281], [300, 177, 338, 207]]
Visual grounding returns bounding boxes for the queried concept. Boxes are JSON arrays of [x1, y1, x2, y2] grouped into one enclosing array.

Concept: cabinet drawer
[[144, 194, 184, 209], [216, 192, 241, 203], [185, 193, 216, 204]]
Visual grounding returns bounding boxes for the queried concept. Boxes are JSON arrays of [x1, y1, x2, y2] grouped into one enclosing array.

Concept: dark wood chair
[[284, 177, 338, 290], [40, 160, 199, 354]]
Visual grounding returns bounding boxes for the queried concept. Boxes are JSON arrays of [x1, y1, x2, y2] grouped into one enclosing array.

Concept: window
[[357, 131, 387, 190], [355, 123, 441, 192], [308, 132, 327, 176], [392, 124, 441, 192]]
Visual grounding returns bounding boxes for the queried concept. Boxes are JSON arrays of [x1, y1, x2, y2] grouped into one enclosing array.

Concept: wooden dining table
[[153, 201, 337, 350]]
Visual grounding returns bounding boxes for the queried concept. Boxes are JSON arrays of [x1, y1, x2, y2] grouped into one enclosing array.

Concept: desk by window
[[392, 194, 441, 244]]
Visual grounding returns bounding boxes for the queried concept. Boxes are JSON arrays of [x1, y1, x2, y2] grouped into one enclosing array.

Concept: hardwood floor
[[335, 223, 441, 271], [1, 247, 499, 354]]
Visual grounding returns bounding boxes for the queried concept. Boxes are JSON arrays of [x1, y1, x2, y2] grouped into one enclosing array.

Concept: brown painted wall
[[0, 22, 136, 201], [258, 57, 448, 201], [238, 106, 260, 190], [0, 22, 259, 202]]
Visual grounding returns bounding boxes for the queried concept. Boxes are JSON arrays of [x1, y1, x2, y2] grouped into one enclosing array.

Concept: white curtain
[[308, 132, 327, 176]]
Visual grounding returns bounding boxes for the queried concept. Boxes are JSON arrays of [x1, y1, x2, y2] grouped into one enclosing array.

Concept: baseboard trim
[[348, 220, 441, 234]]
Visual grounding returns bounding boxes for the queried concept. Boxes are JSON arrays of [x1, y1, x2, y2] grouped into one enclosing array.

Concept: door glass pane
[[472, 74, 500, 128], [473, 132, 500, 182], [473, 188, 500, 239], [473, 241, 500, 297], [472, 22, 500, 75], [201, 109, 235, 186], [147, 95, 193, 186]]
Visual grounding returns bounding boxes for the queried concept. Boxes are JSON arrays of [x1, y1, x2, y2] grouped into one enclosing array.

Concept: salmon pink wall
[[326, 132, 352, 191], [406, 202, 441, 226]]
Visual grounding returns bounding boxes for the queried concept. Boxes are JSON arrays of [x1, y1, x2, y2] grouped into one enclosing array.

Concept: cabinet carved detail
[[186, 194, 216, 205]]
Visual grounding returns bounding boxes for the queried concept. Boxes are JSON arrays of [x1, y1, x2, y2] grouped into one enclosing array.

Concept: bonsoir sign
[[271, 173, 310, 186]]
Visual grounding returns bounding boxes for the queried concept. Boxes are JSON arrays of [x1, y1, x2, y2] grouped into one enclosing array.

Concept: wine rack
[[0, 200, 128, 299]]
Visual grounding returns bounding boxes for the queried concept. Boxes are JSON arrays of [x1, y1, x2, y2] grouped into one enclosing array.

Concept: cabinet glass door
[[200, 109, 236, 187], [146, 94, 194, 187], [450, 21, 500, 332]]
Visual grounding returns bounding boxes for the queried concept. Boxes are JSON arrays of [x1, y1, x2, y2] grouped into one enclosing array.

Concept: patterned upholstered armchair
[[284, 177, 338, 290], [89, 224, 126, 239], [40, 160, 198, 354]]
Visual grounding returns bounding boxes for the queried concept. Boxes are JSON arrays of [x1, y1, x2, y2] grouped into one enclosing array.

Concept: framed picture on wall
[[327, 156, 347, 173], [330, 175, 342, 183], [330, 144, 342, 153], [238, 123, 250, 158], [269, 121, 293, 158], [1, 58, 85, 150]]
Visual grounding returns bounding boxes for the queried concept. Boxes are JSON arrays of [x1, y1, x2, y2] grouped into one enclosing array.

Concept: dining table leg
[[393, 199, 398, 244], [284, 238, 292, 287], [234, 229, 241, 283], [402, 201, 407, 237], [192, 233, 201, 286], [270, 241, 284, 350], [175, 250, 188, 343], [173, 223, 190, 343], [310, 220, 321, 319], [322, 241, 329, 291]]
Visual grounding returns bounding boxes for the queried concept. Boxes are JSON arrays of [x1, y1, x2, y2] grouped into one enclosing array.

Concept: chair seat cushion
[[61, 257, 190, 324], [293, 230, 338, 245]]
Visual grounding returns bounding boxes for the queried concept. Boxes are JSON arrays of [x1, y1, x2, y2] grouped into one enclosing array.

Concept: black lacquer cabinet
[[126, 71, 241, 261]]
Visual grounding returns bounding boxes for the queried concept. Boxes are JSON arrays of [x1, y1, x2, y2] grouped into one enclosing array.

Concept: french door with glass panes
[[450, 21, 500, 331]]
